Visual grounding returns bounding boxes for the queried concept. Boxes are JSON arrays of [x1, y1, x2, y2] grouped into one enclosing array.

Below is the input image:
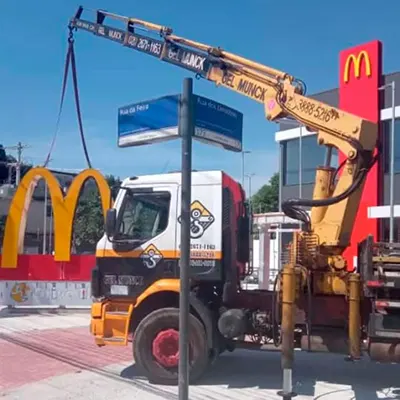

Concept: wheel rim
[[152, 328, 195, 369], [152, 329, 180, 368]]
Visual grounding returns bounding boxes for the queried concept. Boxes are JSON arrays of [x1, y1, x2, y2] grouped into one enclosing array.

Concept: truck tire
[[133, 307, 210, 385]]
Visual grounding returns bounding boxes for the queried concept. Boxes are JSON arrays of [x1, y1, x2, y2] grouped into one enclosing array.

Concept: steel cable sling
[[43, 26, 92, 169]]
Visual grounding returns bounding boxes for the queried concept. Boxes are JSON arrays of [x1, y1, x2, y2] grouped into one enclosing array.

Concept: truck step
[[372, 330, 400, 339], [103, 336, 127, 345], [365, 278, 400, 289], [375, 299, 400, 309], [106, 311, 129, 315], [368, 312, 400, 340], [104, 311, 130, 320], [103, 336, 125, 342]]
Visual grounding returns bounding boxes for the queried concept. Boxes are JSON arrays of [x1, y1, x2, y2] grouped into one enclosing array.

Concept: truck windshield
[[115, 190, 171, 242]]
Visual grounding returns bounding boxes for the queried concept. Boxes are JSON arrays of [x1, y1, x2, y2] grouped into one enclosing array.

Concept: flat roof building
[[275, 71, 400, 246]]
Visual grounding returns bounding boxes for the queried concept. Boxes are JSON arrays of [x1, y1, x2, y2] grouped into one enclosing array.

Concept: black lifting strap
[[44, 26, 92, 169]]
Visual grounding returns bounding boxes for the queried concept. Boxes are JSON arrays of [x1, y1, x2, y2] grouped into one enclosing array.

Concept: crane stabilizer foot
[[280, 265, 297, 400], [277, 389, 298, 399], [348, 273, 362, 360], [278, 367, 297, 399], [344, 354, 362, 362]]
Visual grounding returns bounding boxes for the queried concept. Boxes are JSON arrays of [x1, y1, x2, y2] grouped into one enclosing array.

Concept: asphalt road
[[1, 311, 400, 399]]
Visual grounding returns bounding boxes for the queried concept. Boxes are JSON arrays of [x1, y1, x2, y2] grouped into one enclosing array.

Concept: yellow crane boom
[[70, 7, 379, 268]]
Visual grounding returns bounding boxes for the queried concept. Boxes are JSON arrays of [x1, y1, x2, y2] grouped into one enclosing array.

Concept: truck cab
[[89, 170, 251, 384], [92, 170, 249, 298]]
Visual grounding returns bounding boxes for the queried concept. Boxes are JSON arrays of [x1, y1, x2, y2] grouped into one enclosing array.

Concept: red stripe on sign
[[339, 40, 383, 271]]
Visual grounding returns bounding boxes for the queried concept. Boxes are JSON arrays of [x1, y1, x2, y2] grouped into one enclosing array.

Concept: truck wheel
[[133, 307, 210, 385]]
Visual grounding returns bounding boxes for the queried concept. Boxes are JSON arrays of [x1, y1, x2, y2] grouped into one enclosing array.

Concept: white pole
[[49, 207, 53, 253], [389, 81, 396, 244], [299, 125, 303, 230], [299, 125, 303, 199]]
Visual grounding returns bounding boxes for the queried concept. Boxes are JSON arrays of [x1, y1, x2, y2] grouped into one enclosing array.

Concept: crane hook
[[68, 24, 75, 44]]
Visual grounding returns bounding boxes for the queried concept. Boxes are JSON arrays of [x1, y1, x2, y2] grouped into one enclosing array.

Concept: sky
[[1, 0, 400, 194]]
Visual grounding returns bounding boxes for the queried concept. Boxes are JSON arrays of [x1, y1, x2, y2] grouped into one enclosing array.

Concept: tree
[[0, 145, 32, 184], [72, 174, 122, 253], [0, 215, 6, 239], [0, 145, 8, 182], [251, 172, 279, 214]]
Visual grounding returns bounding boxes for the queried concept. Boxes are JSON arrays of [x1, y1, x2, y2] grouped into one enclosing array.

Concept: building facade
[[275, 71, 400, 251]]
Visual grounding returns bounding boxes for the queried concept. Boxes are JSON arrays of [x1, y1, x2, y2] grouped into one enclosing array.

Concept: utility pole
[[245, 172, 256, 285], [16, 142, 23, 186], [246, 173, 255, 207], [241, 150, 251, 189], [42, 158, 53, 255], [4, 142, 30, 186], [378, 82, 396, 244]]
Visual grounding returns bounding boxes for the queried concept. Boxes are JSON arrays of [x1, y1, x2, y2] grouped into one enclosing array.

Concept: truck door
[[98, 183, 179, 298], [176, 182, 223, 281]]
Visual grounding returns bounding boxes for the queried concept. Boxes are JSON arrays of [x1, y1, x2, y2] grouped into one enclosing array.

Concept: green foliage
[[72, 174, 122, 254], [0, 144, 31, 182], [250, 172, 279, 214]]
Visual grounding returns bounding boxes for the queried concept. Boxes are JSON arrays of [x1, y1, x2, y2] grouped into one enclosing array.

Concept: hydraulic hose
[[282, 146, 379, 229]]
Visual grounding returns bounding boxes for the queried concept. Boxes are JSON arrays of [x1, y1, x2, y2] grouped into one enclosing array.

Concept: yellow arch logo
[[10, 282, 31, 303], [343, 50, 372, 83], [1, 167, 111, 268]]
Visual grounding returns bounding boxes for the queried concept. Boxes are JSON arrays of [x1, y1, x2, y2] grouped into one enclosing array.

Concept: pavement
[[1, 311, 400, 399]]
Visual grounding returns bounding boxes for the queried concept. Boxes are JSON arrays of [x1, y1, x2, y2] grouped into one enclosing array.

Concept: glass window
[[380, 218, 400, 242], [283, 135, 338, 186], [284, 139, 299, 185], [382, 118, 400, 174], [116, 190, 171, 242]]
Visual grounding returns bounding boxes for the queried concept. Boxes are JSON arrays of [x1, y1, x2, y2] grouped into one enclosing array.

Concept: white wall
[[252, 238, 260, 273]]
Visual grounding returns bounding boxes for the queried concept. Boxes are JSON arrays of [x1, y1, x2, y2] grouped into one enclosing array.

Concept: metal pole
[[279, 143, 283, 213], [49, 206, 53, 253], [241, 150, 251, 189], [242, 151, 245, 188], [278, 143, 283, 274], [246, 173, 255, 277], [43, 184, 48, 254], [16, 142, 22, 186], [249, 174, 253, 279], [178, 77, 194, 400], [389, 81, 396, 243], [278, 264, 296, 400], [298, 126, 303, 230], [248, 175, 252, 208], [299, 126, 303, 199]]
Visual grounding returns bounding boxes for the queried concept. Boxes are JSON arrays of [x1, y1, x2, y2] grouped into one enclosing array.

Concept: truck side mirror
[[105, 209, 117, 238]]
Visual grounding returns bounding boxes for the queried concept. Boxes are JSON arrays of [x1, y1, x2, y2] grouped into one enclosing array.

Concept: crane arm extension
[[69, 7, 379, 251], [69, 7, 376, 151]]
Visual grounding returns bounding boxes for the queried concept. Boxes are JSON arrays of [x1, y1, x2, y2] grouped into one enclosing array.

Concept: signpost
[[178, 78, 193, 400], [118, 93, 243, 152], [118, 83, 243, 400]]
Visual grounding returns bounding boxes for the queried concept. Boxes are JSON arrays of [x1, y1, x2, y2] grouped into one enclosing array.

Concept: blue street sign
[[117, 94, 243, 152]]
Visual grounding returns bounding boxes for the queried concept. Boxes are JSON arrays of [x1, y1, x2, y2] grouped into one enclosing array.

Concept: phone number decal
[[298, 99, 339, 123]]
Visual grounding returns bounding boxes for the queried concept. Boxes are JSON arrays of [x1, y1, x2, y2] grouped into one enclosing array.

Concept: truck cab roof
[[121, 170, 229, 188]]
